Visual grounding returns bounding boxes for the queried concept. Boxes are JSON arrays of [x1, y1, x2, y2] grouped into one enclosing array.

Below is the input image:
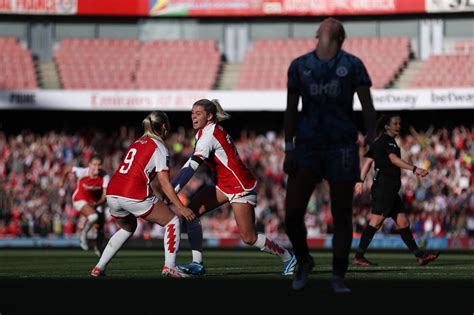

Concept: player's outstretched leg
[[161, 215, 189, 278], [91, 214, 136, 277], [176, 217, 206, 276], [141, 201, 190, 278], [233, 202, 296, 275], [80, 210, 99, 251], [252, 233, 296, 276]]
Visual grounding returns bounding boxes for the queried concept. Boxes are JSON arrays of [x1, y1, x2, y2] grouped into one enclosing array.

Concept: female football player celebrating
[[90, 111, 195, 278], [172, 99, 296, 276]]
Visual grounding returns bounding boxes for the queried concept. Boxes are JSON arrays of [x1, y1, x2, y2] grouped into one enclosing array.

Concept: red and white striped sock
[[253, 234, 291, 261], [164, 216, 180, 268]]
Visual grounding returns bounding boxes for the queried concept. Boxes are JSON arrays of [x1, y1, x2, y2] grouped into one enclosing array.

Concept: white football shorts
[[216, 186, 257, 206], [106, 195, 159, 218]]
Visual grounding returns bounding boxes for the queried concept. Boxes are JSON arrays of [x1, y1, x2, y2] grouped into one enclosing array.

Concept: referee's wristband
[[412, 166, 417, 173], [285, 140, 295, 152]]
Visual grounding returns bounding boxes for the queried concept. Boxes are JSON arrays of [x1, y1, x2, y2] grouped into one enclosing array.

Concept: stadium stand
[[454, 40, 474, 55], [409, 54, 474, 88], [55, 38, 140, 89], [136, 39, 221, 90], [0, 37, 38, 90], [54, 38, 221, 90], [236, 37, 410, 89]]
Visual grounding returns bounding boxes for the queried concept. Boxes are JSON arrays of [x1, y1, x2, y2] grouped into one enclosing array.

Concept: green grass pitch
[[0, 249, 472, 280], [0, 249, 472, 314]]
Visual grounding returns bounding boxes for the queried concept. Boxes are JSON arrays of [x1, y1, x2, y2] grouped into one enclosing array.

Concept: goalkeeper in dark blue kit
[[283, 17, 376, 292]]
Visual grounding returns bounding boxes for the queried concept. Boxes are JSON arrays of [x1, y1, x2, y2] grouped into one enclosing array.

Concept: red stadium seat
[[0, 37, 38, 89], [236, 37, 410, 90], [55, 38, 221, 90], [409, 54, 474, 88]]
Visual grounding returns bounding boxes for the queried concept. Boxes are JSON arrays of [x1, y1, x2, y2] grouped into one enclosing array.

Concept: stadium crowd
[[0, 124, 473, 239]]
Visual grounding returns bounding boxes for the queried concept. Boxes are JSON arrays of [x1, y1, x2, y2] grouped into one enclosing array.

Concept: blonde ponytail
[[211, 99, 231, 122], [143, 111, 170, 140]]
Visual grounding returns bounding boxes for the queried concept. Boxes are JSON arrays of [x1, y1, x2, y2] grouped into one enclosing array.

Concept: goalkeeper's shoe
[[162, 266, 190, 278], [291, 255, 315, 290], [176, 261, 206, 276], [351, 256, 378, 267], [416, 251, 440, 266], [330, 276, 351, 294], [90, 266, 106, 277], [282, 253, 297, 276]]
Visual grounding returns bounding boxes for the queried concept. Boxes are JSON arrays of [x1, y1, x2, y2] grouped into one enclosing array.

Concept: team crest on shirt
[[336, 66, 348, 77]]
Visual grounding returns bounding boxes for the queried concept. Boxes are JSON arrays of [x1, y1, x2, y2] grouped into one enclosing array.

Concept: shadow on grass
[[0, 278, 471, 314]]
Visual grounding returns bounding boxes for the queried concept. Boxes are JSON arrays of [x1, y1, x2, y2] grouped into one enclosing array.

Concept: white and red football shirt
[[194, 123, 256, 194], [107, 135, 169, 200], [72, 167, 109, 203]]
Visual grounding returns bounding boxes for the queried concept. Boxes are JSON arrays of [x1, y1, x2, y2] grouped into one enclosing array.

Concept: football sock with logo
[[355, 225, 378, 259], [164, 216, 181, 268], [253, 234, 292, 261], [96, 228, 132, 270], [399, 226, 422, 257]]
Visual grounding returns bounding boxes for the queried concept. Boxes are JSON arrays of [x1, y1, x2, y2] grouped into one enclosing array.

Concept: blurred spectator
[[0, 125, 473, 239]]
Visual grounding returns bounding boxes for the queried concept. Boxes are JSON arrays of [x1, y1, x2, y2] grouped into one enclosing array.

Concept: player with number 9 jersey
[[107, 135, 169, 203], [90, 111, 195, 279]]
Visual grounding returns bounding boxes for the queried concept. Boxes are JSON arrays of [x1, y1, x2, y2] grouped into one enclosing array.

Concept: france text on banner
[[0, 89, 473, 111], [425, 0, 474, 13], [0, 0, 77, 15]]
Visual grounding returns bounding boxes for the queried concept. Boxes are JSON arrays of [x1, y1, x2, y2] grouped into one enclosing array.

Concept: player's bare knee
[[119, 215, 137, 233]]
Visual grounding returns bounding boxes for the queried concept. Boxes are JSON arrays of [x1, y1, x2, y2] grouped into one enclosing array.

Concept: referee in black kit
[[352, 114, 440, 267]]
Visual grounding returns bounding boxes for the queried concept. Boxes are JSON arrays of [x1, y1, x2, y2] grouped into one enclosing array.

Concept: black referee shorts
[[370, 175, 406, 218]]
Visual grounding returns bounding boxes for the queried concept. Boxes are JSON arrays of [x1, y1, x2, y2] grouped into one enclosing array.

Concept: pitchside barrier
[[1, 89, 473, 111], [0, 235, 473, 250]]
